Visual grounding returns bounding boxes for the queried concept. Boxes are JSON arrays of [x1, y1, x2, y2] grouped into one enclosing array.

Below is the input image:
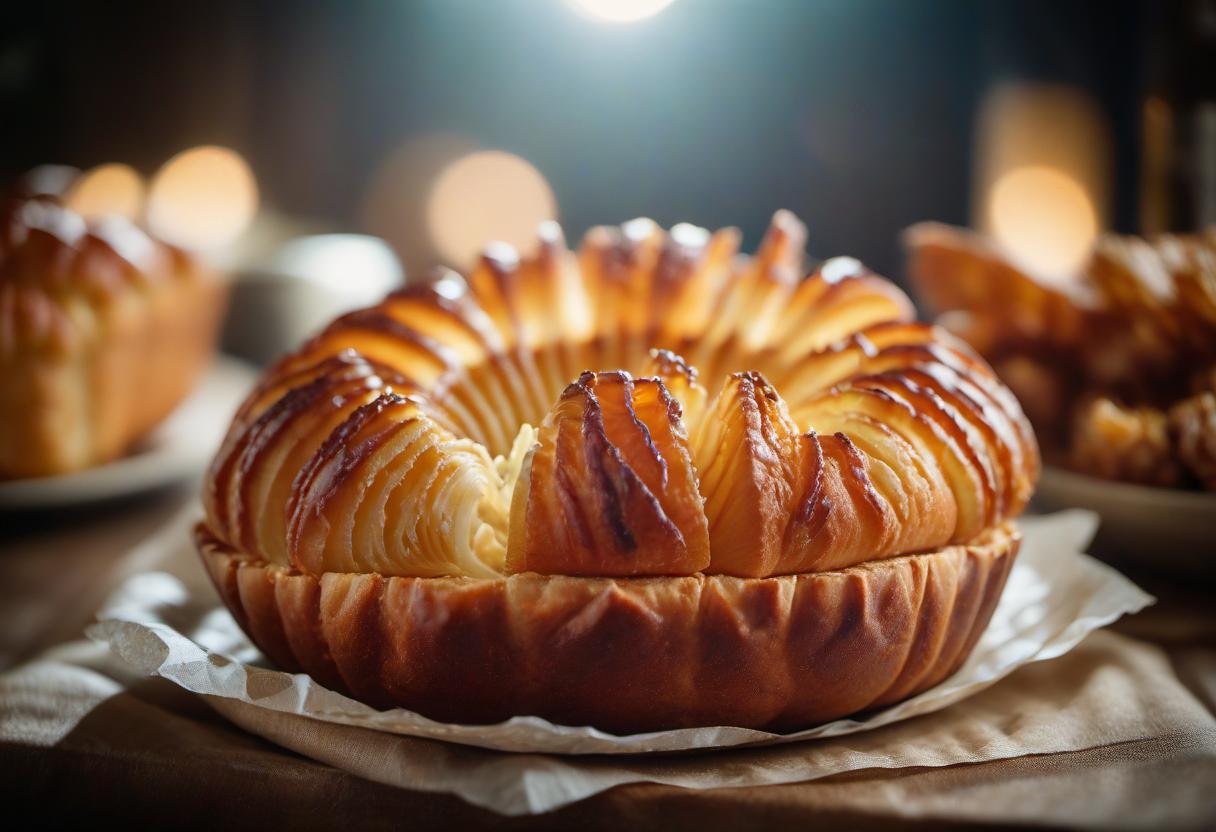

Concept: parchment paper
[[86, 510, 1155, 812], [90, 510, 1149, 751]]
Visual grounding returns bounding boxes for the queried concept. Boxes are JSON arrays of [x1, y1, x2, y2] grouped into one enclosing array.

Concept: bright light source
[[989, 165, 1098, 281], [975, 83, 1109, 282], [65, 163, 145, 222], [568, 0, 677, 24], [146, 145, 258, 250], [426, 150, 557, 268]]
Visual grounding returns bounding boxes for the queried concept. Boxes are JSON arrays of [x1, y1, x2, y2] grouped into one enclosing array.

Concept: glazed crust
[[0, 196, 226, 478], [204, 214, 1037, 580], [905, 220, 1216, 489], [198, 214, 1035, 730], [196, 521, 1019, 734]]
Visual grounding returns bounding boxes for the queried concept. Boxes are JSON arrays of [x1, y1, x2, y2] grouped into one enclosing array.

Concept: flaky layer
[[506, 370, 710, 576], [197, 521, 1019, 734], [205, 214, 1038, 580]]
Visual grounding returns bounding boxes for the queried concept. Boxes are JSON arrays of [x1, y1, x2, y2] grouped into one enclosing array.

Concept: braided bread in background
[[906, 222, 1216, 491]]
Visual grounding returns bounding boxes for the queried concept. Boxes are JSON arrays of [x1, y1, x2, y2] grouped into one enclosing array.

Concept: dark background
[[0, 0, 1183, 282]]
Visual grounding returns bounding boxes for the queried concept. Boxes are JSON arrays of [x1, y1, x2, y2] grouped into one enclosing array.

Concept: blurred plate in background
[[1035, 465, 1216, 574], [0, 356, 257, 510], [223, 233, 403, 365]]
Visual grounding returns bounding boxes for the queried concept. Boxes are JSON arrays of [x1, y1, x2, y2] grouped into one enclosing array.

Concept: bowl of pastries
[[0, 185, 228, 502], [198, 212, 1039, 732], [906, 222, 1216, 568]]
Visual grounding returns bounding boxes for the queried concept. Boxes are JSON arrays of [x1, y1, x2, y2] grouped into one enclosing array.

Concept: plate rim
[[0, 355, 257, 510]]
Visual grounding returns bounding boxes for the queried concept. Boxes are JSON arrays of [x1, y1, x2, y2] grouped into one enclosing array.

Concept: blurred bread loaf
[[0, 195, 226, 478]]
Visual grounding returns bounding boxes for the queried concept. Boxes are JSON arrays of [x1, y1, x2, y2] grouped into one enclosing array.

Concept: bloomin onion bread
[[200, 212, 1037, 732], [0, 195, 226, 478]]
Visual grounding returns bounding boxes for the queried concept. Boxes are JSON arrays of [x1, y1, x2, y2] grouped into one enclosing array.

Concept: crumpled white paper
[[88, 510, 1153, 759]]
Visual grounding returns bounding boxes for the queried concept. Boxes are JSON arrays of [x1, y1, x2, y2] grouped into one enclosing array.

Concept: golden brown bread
[[205, 214, 1037, 580], [198, 212, 1037, 730], [198, 521, 1019, 733], [0, 195, 226, 478], [505, 370, 711, 577], [905, 221, 1216, 490]]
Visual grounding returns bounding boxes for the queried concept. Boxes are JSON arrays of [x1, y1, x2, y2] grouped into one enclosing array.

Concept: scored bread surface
[[199, 521, 1019, 733], [204, 212, 1037, 580], [197, 211, 1037, 730]]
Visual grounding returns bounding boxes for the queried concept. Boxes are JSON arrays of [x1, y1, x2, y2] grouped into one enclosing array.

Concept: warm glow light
[[146, 146, 258, 250], [426, 150, 557, 267], [975, 84, 1109, 282], [568, 0, 677, 23], [360, 133, 479, 278], [65, 163, 145, 221], [989, 165, 1098, 281]]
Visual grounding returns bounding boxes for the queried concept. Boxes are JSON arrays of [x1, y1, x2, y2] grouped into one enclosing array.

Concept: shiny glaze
[[204, 213, 1039, 579], [0, 195, 210, 358]]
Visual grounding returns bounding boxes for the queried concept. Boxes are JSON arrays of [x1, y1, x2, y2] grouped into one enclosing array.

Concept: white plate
[[0, 356, 258, 510], [1035, 465, 1216, 572]]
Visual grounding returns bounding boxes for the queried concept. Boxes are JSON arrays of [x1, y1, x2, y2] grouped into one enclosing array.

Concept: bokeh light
[[989, 164, 1098, 281], [65, 163, 145, 222], [426, 150, 557, 268], [567, 0, 677, 24], [361, 133, 479, 279], [146, 146, 258, 250]]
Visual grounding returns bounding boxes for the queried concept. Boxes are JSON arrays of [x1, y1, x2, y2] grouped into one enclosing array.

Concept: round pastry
[[0, 194, 227, 478], [200, 212, 1037, 732]]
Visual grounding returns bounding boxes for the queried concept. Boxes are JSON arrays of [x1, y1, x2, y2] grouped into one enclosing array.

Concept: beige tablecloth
[[2, 489, 1215, 829]]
